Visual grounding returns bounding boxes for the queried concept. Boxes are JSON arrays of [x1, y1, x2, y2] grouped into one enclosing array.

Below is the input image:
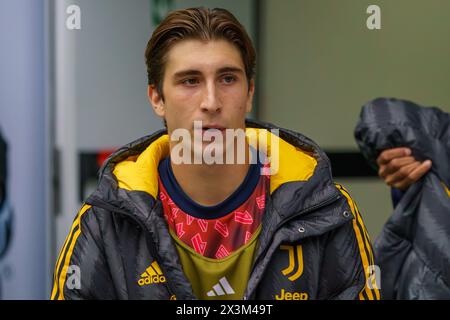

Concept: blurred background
[[0, 0, 449, 299]]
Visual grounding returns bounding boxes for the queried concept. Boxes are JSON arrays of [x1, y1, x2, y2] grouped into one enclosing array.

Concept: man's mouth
[[198, 125, 226, 140], [191, 121, 227, 140], [201, 125, 226, 131]]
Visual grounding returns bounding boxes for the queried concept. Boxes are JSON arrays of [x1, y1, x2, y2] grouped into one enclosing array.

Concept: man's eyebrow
[[173, 69, 202, 79], [172, 66, 244, 79], [217, 66, 244, 74]]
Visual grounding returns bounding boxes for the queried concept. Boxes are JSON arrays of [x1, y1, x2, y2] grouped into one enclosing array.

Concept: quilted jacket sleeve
[[50, 204, 116, 300], [319, 184, 381, 300]]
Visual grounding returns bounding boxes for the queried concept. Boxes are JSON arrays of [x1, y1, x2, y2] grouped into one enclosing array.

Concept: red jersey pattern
[[159, 173, 268, 259]]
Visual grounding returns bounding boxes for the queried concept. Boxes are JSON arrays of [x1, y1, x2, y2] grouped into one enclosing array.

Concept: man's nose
[[200, 82, 221, 113]]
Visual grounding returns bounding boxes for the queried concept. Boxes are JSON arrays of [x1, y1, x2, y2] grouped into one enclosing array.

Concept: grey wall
[[259, 0, 450, 238], [260, 0, 450, 149], [64, 0, 162, 151], [0, 0, 49, 299]]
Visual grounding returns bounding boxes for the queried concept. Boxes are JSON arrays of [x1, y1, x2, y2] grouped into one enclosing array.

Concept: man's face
[[148, 39, 254, 158]]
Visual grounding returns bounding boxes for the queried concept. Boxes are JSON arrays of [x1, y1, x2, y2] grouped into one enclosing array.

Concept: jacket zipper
[[87, 198, 178, 298], [244, 192, 342, 300]]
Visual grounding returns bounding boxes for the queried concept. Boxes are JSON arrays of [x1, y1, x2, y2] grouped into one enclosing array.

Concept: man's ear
[[245, 79, 255, 113], [148, 85, 165, 117]]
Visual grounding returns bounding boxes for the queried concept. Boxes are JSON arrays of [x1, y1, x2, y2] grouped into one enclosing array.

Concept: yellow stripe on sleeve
[[51, 204, 92, 300], [335, 184, 381, 300]]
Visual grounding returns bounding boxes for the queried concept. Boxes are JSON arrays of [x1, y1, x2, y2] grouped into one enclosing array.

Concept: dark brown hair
[[145, 7, 256, 100]]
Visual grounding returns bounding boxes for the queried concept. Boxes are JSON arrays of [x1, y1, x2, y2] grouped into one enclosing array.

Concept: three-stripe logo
[[206, 277, 235, 297], [138, 261, 166, 286]]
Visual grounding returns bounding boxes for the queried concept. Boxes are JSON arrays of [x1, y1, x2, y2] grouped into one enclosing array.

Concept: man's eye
[[221, 75, 236, 84], [182, 78, 199, 86]]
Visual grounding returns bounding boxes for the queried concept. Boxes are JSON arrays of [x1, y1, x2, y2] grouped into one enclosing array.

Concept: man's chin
[[192, 140, 240, 165]]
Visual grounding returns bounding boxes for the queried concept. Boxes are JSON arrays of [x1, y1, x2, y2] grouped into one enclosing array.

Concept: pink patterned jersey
[[158, 173, 268, 259]]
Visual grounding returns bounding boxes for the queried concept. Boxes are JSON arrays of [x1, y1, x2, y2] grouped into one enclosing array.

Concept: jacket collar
[[87, 119, 338, 222]]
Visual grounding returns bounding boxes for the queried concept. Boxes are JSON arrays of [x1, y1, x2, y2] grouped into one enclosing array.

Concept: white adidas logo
[[206, 277, 235, 297]]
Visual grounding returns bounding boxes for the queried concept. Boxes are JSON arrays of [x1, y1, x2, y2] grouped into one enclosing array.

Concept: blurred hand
[[376, 147, 432, 191]]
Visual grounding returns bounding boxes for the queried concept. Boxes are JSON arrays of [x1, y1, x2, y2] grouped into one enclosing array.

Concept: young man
[[52, 7, 381, 300]]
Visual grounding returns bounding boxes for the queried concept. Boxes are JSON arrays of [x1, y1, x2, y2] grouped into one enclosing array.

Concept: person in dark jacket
[[355, 97, 450, 299], [51, 7, 381, 300]]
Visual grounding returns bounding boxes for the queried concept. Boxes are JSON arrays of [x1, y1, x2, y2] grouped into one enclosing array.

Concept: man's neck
[[169, 144, 252, 206]]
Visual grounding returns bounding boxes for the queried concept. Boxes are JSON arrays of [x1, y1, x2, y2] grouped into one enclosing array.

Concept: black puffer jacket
[[355, 97, 450, 299], [51, 120, 380, 300]]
